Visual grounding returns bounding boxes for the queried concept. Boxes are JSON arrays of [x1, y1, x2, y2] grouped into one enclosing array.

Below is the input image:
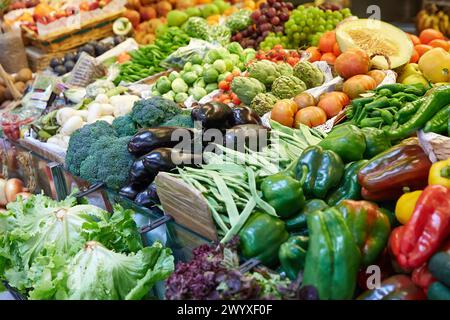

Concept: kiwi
[[14, 81, 25, 94], [16, 68, 33, 82]]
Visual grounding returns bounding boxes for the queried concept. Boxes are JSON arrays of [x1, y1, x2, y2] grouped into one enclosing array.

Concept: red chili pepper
[[389, 185, 450, 269]]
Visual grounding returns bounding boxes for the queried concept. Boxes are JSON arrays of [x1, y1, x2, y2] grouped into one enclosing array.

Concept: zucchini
[[429, 252, 450, 287], [427, 282, 450, 300]]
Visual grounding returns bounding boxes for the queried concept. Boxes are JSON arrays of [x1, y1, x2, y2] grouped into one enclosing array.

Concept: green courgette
[[427, 282, 450, 300], [429, 252, 450, 287]]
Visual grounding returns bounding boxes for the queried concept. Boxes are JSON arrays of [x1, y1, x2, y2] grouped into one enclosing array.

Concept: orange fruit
[[410, 49, 419, 63], [321, 52, 337, 64], [429, 39, 450, 51], [419, 29, 445, 44], [415, 44, 433, 57], [305, 46, 322, 62], [407, 33, 421, 46]]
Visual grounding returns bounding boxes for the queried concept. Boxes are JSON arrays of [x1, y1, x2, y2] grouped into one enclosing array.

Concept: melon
[[336, 19, 413, 70]]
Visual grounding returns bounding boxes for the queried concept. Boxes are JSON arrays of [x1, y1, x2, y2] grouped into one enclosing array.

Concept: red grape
[[259, 2, 268, 9], [267, 8, 276, 18], [251, 10, 261, 21], [267, 0, 276, 5], [258, 15, 267, 24], [279, 12, 289, 21], [271, 16, 280, 25]]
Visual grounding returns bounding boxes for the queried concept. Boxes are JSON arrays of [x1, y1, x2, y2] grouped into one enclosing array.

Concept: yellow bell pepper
[[395, 191, 423, 225], [429, 159, 450, 188]]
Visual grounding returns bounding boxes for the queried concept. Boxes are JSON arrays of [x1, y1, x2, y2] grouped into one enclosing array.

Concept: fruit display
[[231, 0, 294, 49], [2, 0, 450, 303], [283, 5, 352, 48]]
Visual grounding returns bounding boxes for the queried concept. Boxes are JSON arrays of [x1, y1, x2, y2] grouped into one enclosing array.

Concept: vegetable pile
[[0, 193, 174, 300]]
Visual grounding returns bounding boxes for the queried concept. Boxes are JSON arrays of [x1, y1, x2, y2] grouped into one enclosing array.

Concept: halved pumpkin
[[336, 19, 413, 70]]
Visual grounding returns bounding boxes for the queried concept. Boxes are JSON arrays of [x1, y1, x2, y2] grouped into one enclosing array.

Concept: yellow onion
[[5, 178, 26, 203]]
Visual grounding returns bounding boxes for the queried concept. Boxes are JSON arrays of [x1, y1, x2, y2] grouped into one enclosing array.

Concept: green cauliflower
[[112, 114, 138, 137], [79, 135, 135, 190], [250, 93, 278, 116], [276, 63, 294, 77], [225, 10, 252, 33], [271, 75, 307, 99], [65, 121, 117, 176], [293, 61, 325, 89], [231, 76, 266, 105], [248, 60, 281, 88], [130, 96, 182, 129], [182, 17, 209, 40]]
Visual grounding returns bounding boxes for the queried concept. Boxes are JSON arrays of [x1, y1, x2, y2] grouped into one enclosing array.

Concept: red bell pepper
[[411, 239, 450, 292], [358, 138, 431, 201], [357, 275, 426, 300], [389, 185, 450, 270]]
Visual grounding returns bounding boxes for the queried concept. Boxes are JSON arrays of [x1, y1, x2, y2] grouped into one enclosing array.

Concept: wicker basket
[[26, 46, 77, 72], [22, 10, 124, 53]]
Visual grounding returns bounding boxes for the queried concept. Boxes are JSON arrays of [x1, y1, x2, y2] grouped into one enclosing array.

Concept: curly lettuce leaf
[[64, 241, 174, 300], [81, 204, 143, 254]]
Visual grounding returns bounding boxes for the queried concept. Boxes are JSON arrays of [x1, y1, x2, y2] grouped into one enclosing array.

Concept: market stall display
[[1, 0, 450, 301]]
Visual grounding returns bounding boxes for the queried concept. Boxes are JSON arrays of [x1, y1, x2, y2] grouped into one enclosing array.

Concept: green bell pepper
[[318, 124, 366, 163], [295, 145, 344, 199], [361, 127, 392, 159], [239, 211, 289, 267], [285, 199, 329, 233], [278, 235, 309, 280], [302, 207, 360, 300], [336, 200, 391, 266], [326, 160, 368, 206], [261, 170, 306, 219]]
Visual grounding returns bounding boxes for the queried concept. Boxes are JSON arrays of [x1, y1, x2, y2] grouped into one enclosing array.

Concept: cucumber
[[427, 282, 450, 300], [429, 252, 450, 287]]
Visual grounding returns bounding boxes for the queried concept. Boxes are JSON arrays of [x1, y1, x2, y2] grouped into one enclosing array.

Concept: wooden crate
[[22, 10, 123, 53]]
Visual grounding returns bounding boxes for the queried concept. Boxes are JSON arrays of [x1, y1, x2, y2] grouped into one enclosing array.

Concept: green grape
[[306, 18, 313, 25], [317, 25, 325, 32], [303, 26, 310, 33], [299, 20, 306, 27]]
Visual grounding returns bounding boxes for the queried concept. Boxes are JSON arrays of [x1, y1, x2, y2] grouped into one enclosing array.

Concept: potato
[[4, 88, 12, 101], [0, 86, 5, 102], [15, 68, 32, 82], [14, 81, 26, 94]]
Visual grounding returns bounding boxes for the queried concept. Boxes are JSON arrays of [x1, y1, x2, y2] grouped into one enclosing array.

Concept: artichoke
[[231, 76, 266, 105], [271, 75, 307, 99], [293, 61, 325, 89], [250, 93, 278, 116], [276, 63, 294, 77], [248, 60, 281, 87]]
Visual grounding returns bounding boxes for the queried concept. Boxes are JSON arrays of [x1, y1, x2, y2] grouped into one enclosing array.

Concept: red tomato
[[321, 52, 337, 65], [318, 94, 345, 118], [305, 47, 322, 62], [271, 100, 297, 127], [294, 107, 327, 128], [232, 69, 241, 77], [232, 96, 241, 105], [225, 74, 234, 82], [318, 31, 336, 53], [218, 80, 230, 91]]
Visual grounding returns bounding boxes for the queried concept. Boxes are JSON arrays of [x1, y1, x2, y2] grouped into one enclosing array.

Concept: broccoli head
[[112, 114, 138, 137], [79, 135, 135, 190], [160, 112, 194, 128], [65, 121, 117, 176], [130, 96, 182, 129]]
